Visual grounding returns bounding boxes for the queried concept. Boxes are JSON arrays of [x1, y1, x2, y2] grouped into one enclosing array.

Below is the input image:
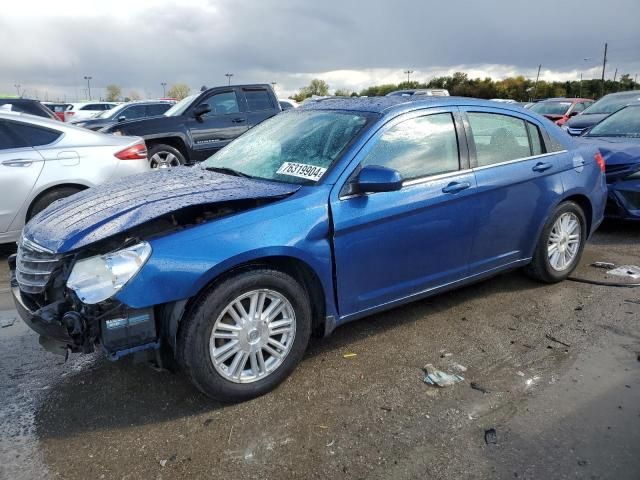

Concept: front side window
[[361, 113, 460, 180], [201, 92, 239, 115], [244, 89, 274, 111], [120, 105, 146, 120], [468, 113, 535, 166], [586, 106, 640, 137], [202, 110, 369, 184], [6, 121, 61, 147]]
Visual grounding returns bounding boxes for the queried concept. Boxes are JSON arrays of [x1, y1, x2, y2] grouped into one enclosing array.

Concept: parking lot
[[1, 220, 638, 480]]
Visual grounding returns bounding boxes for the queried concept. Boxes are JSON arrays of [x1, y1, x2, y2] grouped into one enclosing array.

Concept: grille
[[16, 237, 62, 294]]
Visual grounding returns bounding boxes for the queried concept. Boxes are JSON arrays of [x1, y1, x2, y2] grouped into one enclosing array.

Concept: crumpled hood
[[24, 167, 300, 253], [576, 137, 640, 182]]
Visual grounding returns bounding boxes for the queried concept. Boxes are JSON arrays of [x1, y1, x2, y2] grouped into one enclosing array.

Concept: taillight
[[64, 111, 75, 122], [115, 142, 147, 160], [595, 151, 606, 172]]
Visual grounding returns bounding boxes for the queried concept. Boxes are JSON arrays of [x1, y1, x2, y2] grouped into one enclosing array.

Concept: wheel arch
[[145, 136, 189, 159], [26, 183, 89, 220], [163, 254, 329, 353]]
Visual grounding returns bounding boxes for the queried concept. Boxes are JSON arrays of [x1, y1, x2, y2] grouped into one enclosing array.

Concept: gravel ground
[[0, 220, 638, 480]]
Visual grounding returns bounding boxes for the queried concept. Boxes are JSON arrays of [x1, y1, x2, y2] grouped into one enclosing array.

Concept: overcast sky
[[1, 0, 638, 101]]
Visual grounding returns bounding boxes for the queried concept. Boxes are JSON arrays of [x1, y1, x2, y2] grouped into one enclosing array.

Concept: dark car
[[563, 90, 640, 136], [101, 84, 281, 168], [71, 101, 174, 131], [529, 97, 594, 126], [578, 102, 640, 220], [0, 98, 59, 120], [10, 97, 606, 401]]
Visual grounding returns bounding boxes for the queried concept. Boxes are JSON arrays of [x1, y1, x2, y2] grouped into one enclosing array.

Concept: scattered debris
[[470, 382, 491, 394], [422, 364, 464, 387], [607, 265, 640, 280], [624, 299, 640, 305], [545, 334, 571, 348], [342, 353, 357, 359], [574, 305, 583, 311], [227, 426, 234, 445], [203, 418, 214, 427], [507, 326, 517, 331], [516, 371, 525, 377], [484, 428, 497, 445], [326, 440, 335, 447], [577, 460, 588, 466], [159, 459, 167, 467], [380, 406, 392, 412], [0, 315, 16, 328], [451, 363, 467, 372], [525, 376, 541, 387], [592, 261, 616, 269]]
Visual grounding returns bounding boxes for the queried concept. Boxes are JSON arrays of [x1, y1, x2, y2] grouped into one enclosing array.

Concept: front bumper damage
[[9, 253, 159, 359]]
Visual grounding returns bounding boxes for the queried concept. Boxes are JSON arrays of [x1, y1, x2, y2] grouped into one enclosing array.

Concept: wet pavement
[[0, 222, 638, 480]]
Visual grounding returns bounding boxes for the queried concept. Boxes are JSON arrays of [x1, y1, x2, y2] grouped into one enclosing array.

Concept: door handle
[[532, 162, 553, 172], [231, 118, 246, 123], [2, 159, 34, 167], [442, 181, 471, 194]]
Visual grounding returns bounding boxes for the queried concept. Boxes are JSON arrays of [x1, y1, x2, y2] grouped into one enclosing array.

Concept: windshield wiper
[[203, 166, 253, 178]]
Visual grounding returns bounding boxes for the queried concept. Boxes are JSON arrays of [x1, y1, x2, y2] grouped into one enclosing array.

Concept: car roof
[[299, 96, 529, 115], [0, 110, 70, 126], [0, 98, 42, 104], [603, 90, 640, 98], [537, 97, 592, 102]]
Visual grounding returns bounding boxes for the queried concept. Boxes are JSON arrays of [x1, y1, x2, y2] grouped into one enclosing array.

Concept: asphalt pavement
[[0, 221, 638, 480]]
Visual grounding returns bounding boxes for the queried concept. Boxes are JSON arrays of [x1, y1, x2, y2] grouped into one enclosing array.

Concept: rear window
[[583, 93, 640, 115], [530, 101, 572, 116], [0, 101, 49, 118], [7, 121, 62, 147], [244, 90, 274, 111]]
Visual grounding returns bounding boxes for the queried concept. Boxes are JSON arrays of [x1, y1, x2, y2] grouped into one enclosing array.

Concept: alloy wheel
[[547, 212, 581, 271], [149, 151, 181, 168], [209, 289, 296, 383]]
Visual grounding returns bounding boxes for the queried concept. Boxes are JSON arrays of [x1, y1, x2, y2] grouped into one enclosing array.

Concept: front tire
[[28, 187, 83, 220], [525, 201, 587, 283], [177, 269, 311, 402]]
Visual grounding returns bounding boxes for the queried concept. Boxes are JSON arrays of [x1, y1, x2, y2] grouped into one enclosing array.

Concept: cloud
[[1, 0, 638, 100]]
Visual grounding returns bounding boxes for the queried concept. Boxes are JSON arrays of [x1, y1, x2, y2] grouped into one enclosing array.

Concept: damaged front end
[[9, 236, 158, 359], [600, 143, 640, 220]]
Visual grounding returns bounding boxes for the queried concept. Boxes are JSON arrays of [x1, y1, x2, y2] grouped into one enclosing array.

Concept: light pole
[[225, 73, 234, 86], [83, 76, 92, 100], [579, 57, 592, 98], [13, 84, 21, 97], [161, 82, 167, 97], [403, 70, 414, 84], [532, 64, 542, 100]]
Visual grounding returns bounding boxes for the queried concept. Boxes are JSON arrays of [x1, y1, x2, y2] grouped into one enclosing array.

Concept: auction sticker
[[276, 162, 327, 181]]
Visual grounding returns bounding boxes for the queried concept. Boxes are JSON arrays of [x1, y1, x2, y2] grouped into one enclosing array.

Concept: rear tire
[[177, 269, 311, 402], [148, 144, 186, 169], [525, 201, 587, 283], [28, 187, 83, 220]]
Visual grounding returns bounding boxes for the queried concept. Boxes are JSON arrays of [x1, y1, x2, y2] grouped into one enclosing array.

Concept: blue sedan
[[577, 102, 640, 221], [10, 97, 607, 401]]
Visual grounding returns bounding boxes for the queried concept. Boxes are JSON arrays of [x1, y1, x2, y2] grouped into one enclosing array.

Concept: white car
[[0, 111, 149, 244], [64, 102, 118, 122], [278, 98, 299, 110]]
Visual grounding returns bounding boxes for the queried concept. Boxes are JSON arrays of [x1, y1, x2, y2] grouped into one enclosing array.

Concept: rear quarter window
[[244, 90, 274, 111]]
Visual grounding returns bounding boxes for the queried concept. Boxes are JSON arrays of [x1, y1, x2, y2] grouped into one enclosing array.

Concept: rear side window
[[244, 89, 274, 111], [362, 113, 460, 180], [147, 103, 171, 116], [0, 121, 28, 150], [6, 121, 62, 147], [467, 113, 538, 167]]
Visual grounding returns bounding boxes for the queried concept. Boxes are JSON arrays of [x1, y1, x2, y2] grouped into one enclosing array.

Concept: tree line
[[291, 72, 639, 102]]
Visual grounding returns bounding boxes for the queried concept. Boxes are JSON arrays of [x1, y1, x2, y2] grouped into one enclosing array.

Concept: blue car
[[577, 102, 640, 220], [10, 97, 607, 401]]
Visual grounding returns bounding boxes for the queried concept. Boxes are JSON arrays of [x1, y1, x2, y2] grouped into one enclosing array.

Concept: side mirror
[[117, 115, 127, 122], [355, 165, 403, 193], [193, 103, 211, 117]]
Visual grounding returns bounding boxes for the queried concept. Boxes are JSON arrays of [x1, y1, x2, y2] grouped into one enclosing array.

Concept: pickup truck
[[101, 84, 281, 168]]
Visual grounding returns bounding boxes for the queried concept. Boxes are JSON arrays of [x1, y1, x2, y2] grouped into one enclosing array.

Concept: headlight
[[67, 242, 151, 304]]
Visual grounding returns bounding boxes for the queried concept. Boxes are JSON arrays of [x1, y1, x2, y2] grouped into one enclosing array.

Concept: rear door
[[0, 120, 50, 233], [460, 107, 567, 273], [187, 89, 248, 161], [330, 109, 477, 318], [241, 87, 279, 128]]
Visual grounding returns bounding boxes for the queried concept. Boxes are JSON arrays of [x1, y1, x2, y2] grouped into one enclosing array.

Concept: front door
[[187, 90, 248, 161], [330, 110, 477, 319]]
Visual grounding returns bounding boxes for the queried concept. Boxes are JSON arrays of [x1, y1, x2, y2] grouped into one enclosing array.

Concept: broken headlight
[[67, 242, 152, 304]]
